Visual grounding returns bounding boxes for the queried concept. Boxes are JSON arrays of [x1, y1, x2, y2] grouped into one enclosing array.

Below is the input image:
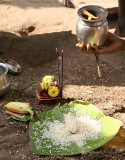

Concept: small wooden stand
[[36, 49, 63, 104]]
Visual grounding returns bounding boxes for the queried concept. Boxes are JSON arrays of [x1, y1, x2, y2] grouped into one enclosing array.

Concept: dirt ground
[[0, 0, 125, 160]]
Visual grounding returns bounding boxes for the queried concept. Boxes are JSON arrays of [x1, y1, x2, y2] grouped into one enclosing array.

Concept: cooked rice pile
[[42, 113, 102, 147]]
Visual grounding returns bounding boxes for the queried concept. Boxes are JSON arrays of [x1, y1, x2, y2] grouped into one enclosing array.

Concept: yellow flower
[[40, 81, 49, 90], [48, 86, 59, 97], [42, 75, 54, 83]]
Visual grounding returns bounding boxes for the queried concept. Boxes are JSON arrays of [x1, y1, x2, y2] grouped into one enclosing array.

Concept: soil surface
[[0, 0, 125, 160]]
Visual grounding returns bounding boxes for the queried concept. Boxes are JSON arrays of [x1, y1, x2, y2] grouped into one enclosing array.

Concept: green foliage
[[10, 114, 31, 122]]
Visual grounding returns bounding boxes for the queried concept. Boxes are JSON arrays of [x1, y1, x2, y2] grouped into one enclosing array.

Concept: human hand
[[76, 32, 123, 54]]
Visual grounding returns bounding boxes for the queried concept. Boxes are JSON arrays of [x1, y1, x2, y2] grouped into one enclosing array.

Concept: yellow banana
[[4, 102, 34, 120]]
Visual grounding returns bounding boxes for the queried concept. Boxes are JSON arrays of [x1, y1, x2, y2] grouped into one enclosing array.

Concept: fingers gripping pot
[[76, 5, 108, 47]]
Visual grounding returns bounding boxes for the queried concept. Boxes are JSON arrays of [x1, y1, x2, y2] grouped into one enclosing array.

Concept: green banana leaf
[[10, 114, 31, 122], [29, 100, 121, 156]]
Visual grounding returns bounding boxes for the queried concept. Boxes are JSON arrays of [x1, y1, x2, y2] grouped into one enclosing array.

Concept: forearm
[[118, 0, 125, 37], [119, 37, 125, 50]]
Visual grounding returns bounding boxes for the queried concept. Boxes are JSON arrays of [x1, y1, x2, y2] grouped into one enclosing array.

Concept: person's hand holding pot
[[76, 32, 125, 54]]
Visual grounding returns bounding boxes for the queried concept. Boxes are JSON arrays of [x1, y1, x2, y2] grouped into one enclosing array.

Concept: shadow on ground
[[0, 30, 125, 160], [0, 30, 125, 87], [0, 0, 62, 8]]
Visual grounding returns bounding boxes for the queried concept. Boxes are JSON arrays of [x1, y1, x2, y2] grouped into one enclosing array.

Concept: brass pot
[[76, 5, 108, 46]]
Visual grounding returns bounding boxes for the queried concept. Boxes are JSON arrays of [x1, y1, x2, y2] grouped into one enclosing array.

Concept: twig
[[56, 48, 63, 98], [56, 48, 60, 87], [95, 53, 102, 78]]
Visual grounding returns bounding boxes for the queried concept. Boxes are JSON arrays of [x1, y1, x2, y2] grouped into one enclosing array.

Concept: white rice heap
[[42, 113, 102, 148]]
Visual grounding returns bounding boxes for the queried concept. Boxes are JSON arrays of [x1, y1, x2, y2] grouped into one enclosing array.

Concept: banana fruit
[[4, 102, 34, 120]]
